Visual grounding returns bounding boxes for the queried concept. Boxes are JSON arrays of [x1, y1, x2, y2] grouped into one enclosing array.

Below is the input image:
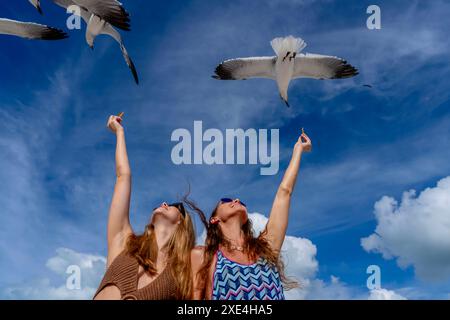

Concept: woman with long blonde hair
[[93, 114, 201, 300], [191, 129, 312, 300]]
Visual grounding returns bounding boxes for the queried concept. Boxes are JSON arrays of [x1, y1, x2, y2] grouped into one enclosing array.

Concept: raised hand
[[107, 113, 124, 133], [295, 129, 312, 153]]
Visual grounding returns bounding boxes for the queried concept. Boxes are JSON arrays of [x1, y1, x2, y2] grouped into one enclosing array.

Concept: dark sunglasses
[[220, 198, 246, 208], [168, 202, 186, 217]]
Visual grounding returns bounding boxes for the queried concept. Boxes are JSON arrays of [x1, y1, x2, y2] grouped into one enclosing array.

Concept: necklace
[[223, 236, 244, 252], [229, 245, 244, 251]]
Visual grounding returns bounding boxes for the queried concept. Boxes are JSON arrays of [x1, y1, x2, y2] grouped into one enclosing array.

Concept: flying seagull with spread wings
[[213, 35, 358, 107], [29, 0, 43, 14], [53, 0, 139, 84], [0, 18, 68, 40], [34, 0, 131, 30], [65, 0, 131, 31]]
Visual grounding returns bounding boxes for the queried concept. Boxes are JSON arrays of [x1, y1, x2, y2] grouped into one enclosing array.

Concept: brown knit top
[[93, 250, 177, 300]]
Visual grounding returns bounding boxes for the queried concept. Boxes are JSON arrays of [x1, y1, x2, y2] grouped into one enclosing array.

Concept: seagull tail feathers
[[270, 35, 306, 57]]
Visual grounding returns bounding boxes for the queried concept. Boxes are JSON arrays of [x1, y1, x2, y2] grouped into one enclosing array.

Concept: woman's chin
[[223, 209, 247, 221], [151, 212, 176, 225], [150, 210, 163, 223]]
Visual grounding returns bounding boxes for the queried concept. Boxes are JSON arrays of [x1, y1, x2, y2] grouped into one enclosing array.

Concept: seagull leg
[[289, 52, 297, 61], [282, 51, 291, 62]]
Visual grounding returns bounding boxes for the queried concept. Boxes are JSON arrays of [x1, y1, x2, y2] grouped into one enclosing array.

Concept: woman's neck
[[153, 222, 176, 252], [219, 217, 244, 246]]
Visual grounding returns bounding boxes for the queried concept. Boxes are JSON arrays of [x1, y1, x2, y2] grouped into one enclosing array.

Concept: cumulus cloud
[[368, 288, 407, 300], [3, 248, 106, 300], [361, 176, 450, 282], [249, 213, 410, 299], [248, 213, 319, 281], [248, 213, 365, 299], [287, 276, 361, 300]]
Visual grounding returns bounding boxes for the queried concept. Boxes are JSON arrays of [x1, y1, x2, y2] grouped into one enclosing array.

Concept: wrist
[[294, 142, 303, 153], [116, 127, 124, 135]]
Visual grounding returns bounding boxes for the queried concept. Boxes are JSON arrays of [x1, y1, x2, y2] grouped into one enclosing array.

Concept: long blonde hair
[[125, 196, 198, 299]]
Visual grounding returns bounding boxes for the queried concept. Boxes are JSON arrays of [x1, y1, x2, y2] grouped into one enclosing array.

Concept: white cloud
[[248, 213, 366, 299], [287, 276, 361, 300], [3, 248, 106, 300], [46, 248, 107, 289], [249, 213, 414, 299], [368, 288, 407, 300], [361, 176, 450, 282], [249, 213, 319, 281]]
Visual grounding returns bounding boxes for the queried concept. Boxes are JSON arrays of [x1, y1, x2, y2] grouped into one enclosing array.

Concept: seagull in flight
[[65, 0, 131, 31], [213, 35, 358, 107], [0, 18, 68, 40], [29, 0, 43, 14], [33, 0, 131, 30], [53, 0, 139, 84]]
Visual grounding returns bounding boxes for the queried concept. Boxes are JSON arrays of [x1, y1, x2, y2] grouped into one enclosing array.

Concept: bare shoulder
[[191, 246, 206, 264]]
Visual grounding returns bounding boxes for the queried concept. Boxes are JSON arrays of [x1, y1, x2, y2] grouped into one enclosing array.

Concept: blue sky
[[0, 0, 449, 299]]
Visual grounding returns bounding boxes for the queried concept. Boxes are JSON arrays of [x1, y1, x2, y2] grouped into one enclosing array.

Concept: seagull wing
[[0, 18, 68, 40], [72, 0, 130, 31], [53, 0, 91, 22], [293, 53, 358, 79], [53, 0, 137, 83], [213, 57, 276, 80], [101, 23, 139, 84]]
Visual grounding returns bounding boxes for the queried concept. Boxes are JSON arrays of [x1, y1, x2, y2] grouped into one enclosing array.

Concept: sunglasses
[[220, 198, 247, 208], [168, 202, 186, 217]]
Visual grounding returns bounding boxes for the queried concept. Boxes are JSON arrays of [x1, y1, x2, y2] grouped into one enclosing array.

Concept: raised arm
[[263, 130, 312, 252], [105, 114, 133, 266]]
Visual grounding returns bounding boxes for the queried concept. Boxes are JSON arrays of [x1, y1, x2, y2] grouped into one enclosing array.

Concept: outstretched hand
[[295, 130, 312, 152], [107, 114, 123, 133]]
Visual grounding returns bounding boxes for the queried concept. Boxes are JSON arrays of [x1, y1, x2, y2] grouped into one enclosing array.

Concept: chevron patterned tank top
[[211, 249, 285, 300]]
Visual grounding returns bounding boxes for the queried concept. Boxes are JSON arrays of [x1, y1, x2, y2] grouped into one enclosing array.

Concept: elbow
[[278, 185, 293, 197], [116, 166, 131, 178], [116, 171, 131, 179]]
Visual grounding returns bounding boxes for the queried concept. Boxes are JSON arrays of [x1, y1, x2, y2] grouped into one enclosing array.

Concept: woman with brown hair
[[93, 113, 201, 300], [191, 129, 312, 300]]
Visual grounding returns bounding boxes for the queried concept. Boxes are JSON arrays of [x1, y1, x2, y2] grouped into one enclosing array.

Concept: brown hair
[[125, 193, 204, 299], [197, 202, 298, 294]]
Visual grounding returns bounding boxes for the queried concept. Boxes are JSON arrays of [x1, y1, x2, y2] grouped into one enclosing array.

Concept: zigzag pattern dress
[[211, 250, 285, 300]]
